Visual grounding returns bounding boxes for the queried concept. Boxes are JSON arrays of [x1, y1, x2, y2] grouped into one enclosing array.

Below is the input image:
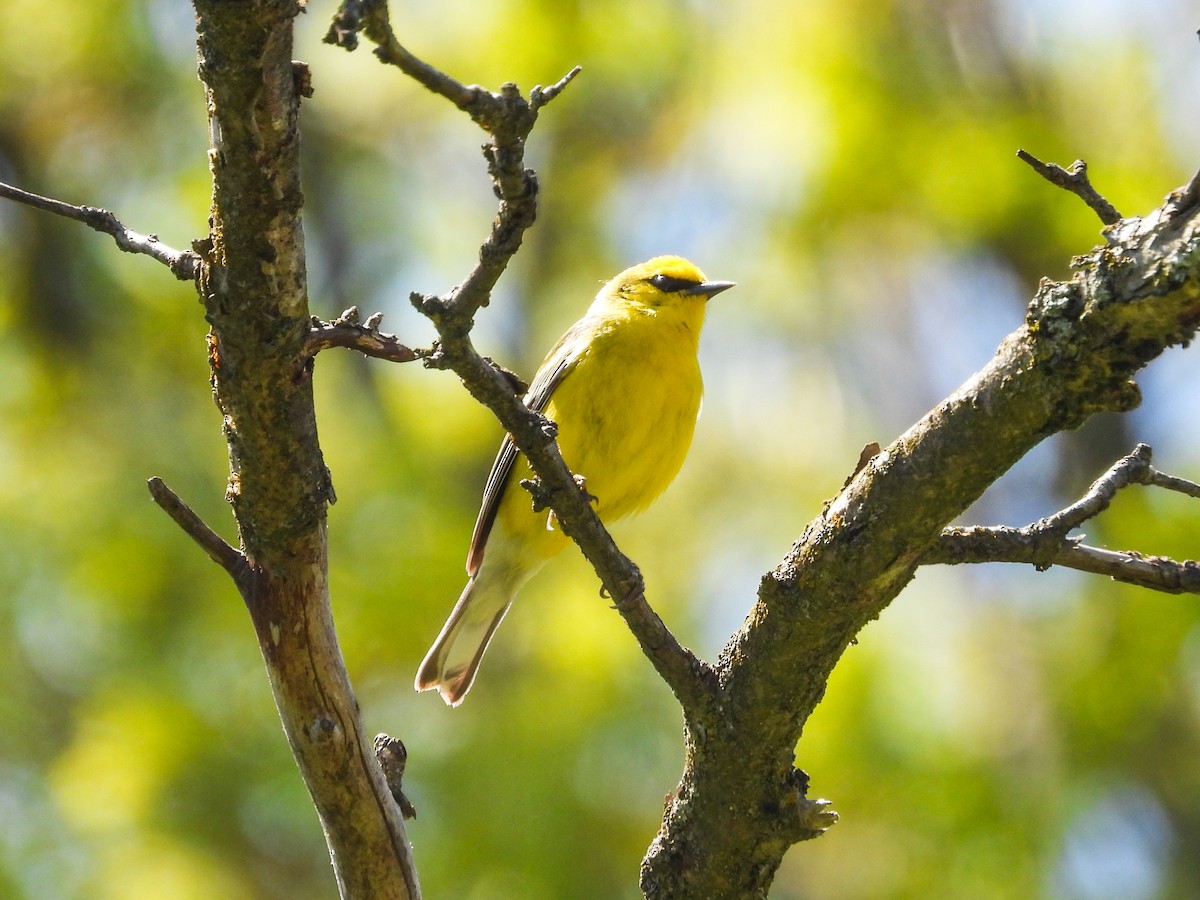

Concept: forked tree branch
[[928, 444, 1200, 593], [331, 4, 716, 713], [325, 0, 579, 132], [636, 165, 1200, 895], [0, 179, 200, 279]]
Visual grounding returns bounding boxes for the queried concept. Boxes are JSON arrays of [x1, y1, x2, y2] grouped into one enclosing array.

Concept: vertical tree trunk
[[193, 2, 418, 895]]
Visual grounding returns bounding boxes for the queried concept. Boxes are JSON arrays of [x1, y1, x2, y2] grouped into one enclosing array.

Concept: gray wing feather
[[465, 320, 590, 575]]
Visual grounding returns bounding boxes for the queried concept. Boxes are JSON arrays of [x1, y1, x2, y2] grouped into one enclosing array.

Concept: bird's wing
[[465, 319, 590, 575]]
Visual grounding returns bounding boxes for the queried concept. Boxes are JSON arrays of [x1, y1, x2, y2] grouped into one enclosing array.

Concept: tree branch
[[147, 476, 248, 587], [926, 443, 1200, 593], [327, 0, 578, 321], [324, 0, 580, 132], [0, 179, 200, 280], [1016, 150, 1123, 225], [642, 172, 1200, 895], [932, 527, 1200, 593], [305, 306, 420, 363], [192, 2, 419, 896], [1035, 442, 1152, 536], [333, 17, 713, 711]]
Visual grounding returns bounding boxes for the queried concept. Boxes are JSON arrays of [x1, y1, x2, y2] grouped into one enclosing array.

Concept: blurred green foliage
[[2, 1, 1199, 897]]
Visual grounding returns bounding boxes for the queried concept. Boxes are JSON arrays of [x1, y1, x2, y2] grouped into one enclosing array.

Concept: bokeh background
[[2, 1, 1200, 897]]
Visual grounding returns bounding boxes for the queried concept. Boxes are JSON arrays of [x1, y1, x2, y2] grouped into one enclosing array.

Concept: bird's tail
[[414, 569, 515, 706]]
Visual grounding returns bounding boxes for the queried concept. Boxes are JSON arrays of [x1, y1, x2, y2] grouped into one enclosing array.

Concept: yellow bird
[[415, 256, 734, 705]]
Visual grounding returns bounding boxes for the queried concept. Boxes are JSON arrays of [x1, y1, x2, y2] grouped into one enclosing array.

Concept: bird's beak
[[687, 280, 736, 299]]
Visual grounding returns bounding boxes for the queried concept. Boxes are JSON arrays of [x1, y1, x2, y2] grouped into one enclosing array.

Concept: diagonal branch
[[641, 172, 1200, 896], [428, 336, 714, 710], [326, 0, 578, 323], [331, 12, 714, 711], [0, 179, 200, 280], [325, 0, 476, 109], [1016, 150, 1123, 226], [324, 0, 579, 131], [147, 476, 249, 588], [927, 444, 1200, 594], [1036, 442, 1152, 536]]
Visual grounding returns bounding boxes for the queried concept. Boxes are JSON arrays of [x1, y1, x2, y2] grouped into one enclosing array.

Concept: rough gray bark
[[4, 2, 1197, 896], [324, 6, 1200, 895], [640, 180, 1200, 897], [191, 2, 419, 897]]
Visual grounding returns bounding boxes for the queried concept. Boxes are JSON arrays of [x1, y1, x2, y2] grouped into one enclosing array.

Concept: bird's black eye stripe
[[648, 273, 702, 293]]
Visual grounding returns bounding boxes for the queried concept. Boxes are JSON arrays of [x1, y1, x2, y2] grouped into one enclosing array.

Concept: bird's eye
[[648, 273, 700, 293]]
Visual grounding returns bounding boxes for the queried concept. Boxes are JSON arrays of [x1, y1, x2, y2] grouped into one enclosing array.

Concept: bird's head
[[600, 256, 735, 313]]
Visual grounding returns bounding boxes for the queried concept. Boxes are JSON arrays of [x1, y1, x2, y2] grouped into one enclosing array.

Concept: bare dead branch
[[325, 0, 478, 110], [1147, 467, 1200, 499], [194, 3, 421, 894], [0, 180, 200, 280], [529, 66, 584, 111], [1037, 442, 1152, 536], [328, 9, 712, 710], [306, 306, 420, 363], [325, 0, 579, 130], [327, 0, 578, 323], [927, 444, 1200, 594], [931, 527, 1200, 594], [404, 63, 577, 320], [610, 575, 719, 701], [1054, 544, 1200, 593], [1016, 150, 1123, 226], [147, 477, 247, 585]]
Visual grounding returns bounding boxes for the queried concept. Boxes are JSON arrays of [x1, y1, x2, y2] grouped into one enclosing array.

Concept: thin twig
[[330, 0, 480, 113], [332, 0, 579, 322], [325, 0, 581, 132], [1016, 150, 1123, 226], [927, 444, 1200, 594], [1037, 442, 1151, 536], [1148, 467, 1200, 499], [1168, 164, 1200, 216], [147, 476, 248, 586], [1057, 543, 1200, 593], [305, 307, 420, 363], [530, 66, 583, 111], [932, 527, 1200, 594], [0, 180, 200, 280]]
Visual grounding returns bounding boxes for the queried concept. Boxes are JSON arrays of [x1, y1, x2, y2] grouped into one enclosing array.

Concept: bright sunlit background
[[2, 1, 1199, 898]]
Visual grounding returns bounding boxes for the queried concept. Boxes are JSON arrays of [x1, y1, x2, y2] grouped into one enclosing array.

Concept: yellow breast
[[494, 299, 705, 563]]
